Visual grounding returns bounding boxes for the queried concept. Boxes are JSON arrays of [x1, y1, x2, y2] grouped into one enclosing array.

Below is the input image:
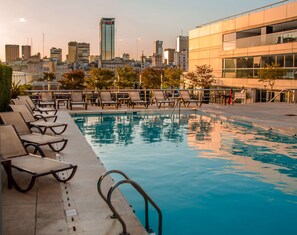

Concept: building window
[[223, 33, 236, 50]]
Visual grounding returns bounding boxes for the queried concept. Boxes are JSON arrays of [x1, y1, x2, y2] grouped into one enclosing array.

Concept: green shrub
[[0, 64, 12, 112]]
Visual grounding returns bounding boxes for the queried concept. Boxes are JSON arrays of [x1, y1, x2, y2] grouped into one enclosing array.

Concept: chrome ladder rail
[[97, 170, 163, 235]]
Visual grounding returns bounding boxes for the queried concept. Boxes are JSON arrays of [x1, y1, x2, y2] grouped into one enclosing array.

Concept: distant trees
[[43, 72, 56, 81], [59, 69, 85, 90], [85, 68, 115, 90], [162, 67, 183, 88], [140, 68, 162, 89], [116, 65, 139, 89]]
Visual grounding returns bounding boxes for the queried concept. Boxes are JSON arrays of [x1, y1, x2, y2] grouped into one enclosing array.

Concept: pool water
[[73, 113, 297, 235]]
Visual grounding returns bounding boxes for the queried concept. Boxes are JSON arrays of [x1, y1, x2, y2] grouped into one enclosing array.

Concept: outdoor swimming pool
[[73, 112, 297, 235]]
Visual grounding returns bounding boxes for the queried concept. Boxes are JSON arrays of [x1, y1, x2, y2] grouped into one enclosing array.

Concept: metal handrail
[[107, 179, 162, 235], [97, 169, 130, 206], [97, 170, 162, 235]]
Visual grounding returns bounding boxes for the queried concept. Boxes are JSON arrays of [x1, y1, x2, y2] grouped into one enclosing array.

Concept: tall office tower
[[21, 45, 31, 60], [100, 18, 115, 60], [50, 47, 62, 61], [176, 36, 189, 52], [164, 48, 175, 65], [68, 41, 78, 63], [154, 40, 163, 56], [5, 44, 19, 62], [77, 42, 90, 64]]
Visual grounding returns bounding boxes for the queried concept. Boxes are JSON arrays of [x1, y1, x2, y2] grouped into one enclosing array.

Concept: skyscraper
[[5, 44, 19, 62], [154, 40, 163, 56], [100, 18, 115, 60], [176, 36, 188, 52], [68, 41, 77, 64], [21, 45, 31, 60]]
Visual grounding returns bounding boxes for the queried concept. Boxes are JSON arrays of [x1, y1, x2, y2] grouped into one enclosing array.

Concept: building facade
[[5, 44, 19, 62], [68, 42, 77, 64], [77, 43, 90, 65], [176, 36, 189, 52], [21, 45, 31, 60], [100, 18, 115, 60], [50, 47, 62, 62], [164, 48, 175, 65], [189, 1, 297, 91]]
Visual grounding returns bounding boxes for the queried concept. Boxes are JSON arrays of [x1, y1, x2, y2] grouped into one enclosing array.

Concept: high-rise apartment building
[[100, 18, 115, 60], [21, 45, 31, 60], [164, 48, 175, 65], [5, 44, 19, 62], [77, 43, 90, 64], [175, 36, 189, 71], [154, 40, 163, 56], [68, 42, 78, 64], [176, 36, 189, 52], [50, 47, 62, 61], [189, 1, 297, 95]]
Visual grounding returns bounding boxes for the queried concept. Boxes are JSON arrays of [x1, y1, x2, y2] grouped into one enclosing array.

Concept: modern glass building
[[100, 18, 115, 60], [189, 1, 297, 92]]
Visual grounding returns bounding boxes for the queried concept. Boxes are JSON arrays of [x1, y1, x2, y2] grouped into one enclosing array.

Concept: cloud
[[18, 18, 27, 23]]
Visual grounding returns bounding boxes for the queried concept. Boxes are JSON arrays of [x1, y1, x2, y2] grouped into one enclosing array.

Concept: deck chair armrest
[[24, 143, 46, 158], [34, 114, 47, 121]]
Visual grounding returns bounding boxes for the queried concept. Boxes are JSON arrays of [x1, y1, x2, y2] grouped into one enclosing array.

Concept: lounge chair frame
[[69, 91, 88, 110], [128, 91, 149, 108], [0, 125, 77, 192], [151, 90, 175, 108], [0, 112, 68, 152], [99, 91, 119, 109], [9, 104, 67, 135], [179, 90, 202, 107]]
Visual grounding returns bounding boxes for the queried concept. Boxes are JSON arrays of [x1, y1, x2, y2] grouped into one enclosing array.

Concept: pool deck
[[1, 102, 297, 235]]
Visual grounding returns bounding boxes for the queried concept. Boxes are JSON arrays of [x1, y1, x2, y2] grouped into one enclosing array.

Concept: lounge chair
[[99, 91, 119, 109], [12, 98, 57, 122], [0, 112, 68, 152], [179, 90, 202, 107], [39, 92, 56, 109], [69, 91, 88, 110], [128, 91, 149, 108], [151, 90, 175, 108], [9, 104, 67, 135], [17, 95, 58, 115], [0, 125, 77, 192]]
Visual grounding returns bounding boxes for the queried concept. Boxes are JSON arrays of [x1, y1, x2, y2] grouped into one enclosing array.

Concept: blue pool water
[[73, 113, 297, 235]]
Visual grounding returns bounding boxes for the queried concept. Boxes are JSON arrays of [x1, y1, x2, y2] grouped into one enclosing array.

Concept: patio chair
[[151, 90, 175, 108], [179, 90, 202, 107], [0, 125, 77, 193], [9, 104, 67, 135], [17, 95, 58, 115], [0, 112, 68, 152], [128, 91, 149, 109], [99, 91, 119, 109], [39, 92, 56, 109], [12, 98, 57, 122], [69, 91, 88, 110]]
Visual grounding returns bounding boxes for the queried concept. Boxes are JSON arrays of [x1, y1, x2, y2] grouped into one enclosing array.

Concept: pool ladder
[[97, 169, 163, 235]]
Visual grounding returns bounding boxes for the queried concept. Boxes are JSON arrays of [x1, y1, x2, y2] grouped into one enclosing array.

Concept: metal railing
[[25, 88, 297, 105], [97, 170, 162, 235]]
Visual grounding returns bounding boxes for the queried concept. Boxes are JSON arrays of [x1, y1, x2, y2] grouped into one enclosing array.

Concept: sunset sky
[[0, 0, 278, 61]]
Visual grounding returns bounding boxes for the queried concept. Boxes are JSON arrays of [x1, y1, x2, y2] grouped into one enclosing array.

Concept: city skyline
[[0, 0, 278, 61]]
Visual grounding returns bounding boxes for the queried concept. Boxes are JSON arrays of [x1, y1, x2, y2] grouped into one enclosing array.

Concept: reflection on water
[[73, 113, 297, 195]]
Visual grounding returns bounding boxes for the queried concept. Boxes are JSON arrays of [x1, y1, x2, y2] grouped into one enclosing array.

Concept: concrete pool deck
[[1, 102, 297, 235]]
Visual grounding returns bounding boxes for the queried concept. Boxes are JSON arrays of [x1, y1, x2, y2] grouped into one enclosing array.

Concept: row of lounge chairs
[[0, 101, 77, 192], [27, 90, 202, 110]]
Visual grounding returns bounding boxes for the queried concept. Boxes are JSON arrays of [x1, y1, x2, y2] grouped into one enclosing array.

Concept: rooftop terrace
[[1, 102, 297, 235]]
